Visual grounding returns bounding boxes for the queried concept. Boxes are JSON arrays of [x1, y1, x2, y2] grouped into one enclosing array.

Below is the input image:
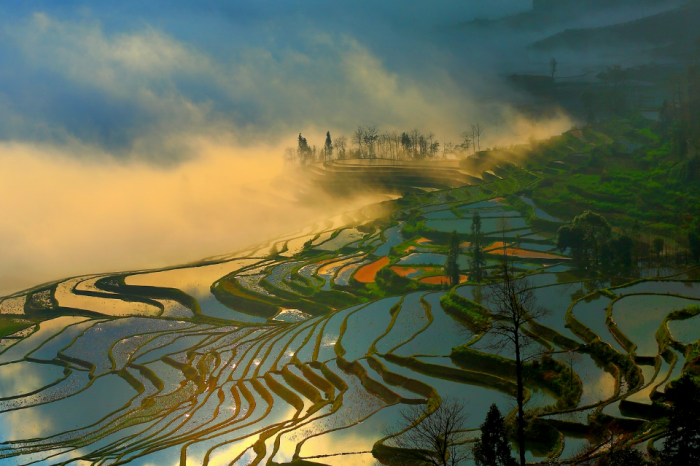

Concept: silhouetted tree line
[[658, 64, 700, 159], [557, 211, 700, 273], [580, 64, 658, 122], [283, 124, 486, 165], [390, 373, 700, 465]]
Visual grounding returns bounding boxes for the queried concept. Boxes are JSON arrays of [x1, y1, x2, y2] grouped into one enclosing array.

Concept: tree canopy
[[661, 374, 700, 464], [473, 404, 516, 466], [445, 231, 461, 287], [556, 210, 632, 271], [469, 212, 486, 282]]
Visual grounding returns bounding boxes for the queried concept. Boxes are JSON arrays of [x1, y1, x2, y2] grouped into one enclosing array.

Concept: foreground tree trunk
[[482, 236, 548, 466], [514, 330, 526, 466]]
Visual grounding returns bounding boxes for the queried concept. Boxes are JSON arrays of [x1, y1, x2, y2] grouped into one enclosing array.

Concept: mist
[[0, 0, 684, 295]]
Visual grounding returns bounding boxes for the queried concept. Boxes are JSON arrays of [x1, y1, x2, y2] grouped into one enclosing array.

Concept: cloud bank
[[3, 0, 631, 294]]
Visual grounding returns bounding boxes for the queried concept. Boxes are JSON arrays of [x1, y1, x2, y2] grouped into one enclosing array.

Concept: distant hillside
[[533, 0, 667, 13], [456, 0, 677, 31], [529, 0, 700, 52]]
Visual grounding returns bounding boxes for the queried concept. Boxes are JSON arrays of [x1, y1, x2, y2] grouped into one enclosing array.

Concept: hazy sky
[[0, 0, 661, 294], [0, 0, 540, 162]]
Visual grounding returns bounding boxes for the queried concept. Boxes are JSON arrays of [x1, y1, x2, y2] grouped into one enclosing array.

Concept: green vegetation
[[445, 231, 461, 287], [3, 107, 700, 466], [661, 374, 700, 464], [440, 292, 490, 333], [0, 318, 34, 338], [556, 211, 633, 271], [474, 404, 516, 466], [469, 211, 487, 282]]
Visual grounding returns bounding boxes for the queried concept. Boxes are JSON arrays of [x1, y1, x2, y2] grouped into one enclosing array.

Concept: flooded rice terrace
[[0, 185, 698, 465]]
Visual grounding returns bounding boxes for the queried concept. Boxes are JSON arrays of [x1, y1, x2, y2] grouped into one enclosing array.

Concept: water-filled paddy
[[0, 373, 135, 441], [519, 195, 563, 222], [0, 191, 694, 465], [614, 280, 700, 299], [394, 293, 471, 356], [426, 217, 528, 234], [528, 282, 588, 343], [668, 314, 700, 344], [315, 228, 365, 251], [126, 259, 261, 298], [281, 234, 316, 257], [374, 223, 403, 256], [612, 294, 700, 354], [335, 259, 371, 286], [0, 361, 66, 398], [570, 293, 623, 351], [354, 256, 389, 283], [397, 253, 471, 270]]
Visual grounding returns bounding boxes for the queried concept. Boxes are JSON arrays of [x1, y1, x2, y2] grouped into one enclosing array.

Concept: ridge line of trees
[[283, 123, 486, 165]]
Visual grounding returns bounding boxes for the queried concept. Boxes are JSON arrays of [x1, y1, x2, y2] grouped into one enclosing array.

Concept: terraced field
[[0, 169, 698, 465]]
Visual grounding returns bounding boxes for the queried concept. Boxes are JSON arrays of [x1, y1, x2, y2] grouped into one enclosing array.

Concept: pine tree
[[473, 404, 516, 466], [297, 133, 311, 164], [445, 230, 461, 287], [597, 444, 649, 466], [469, 211, 486, 282], [689, 219, 700, 263], [661, 374, 700, 465], [324, 131, 333, 160]]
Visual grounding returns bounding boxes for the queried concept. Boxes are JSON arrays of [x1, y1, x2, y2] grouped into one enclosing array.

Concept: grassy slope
[[529, 115, 699, 237], [0, 318, 34, 338]]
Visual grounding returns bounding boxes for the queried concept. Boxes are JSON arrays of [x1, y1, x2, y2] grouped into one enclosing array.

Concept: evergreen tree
[[661, 374, 700, 465], [445, 230, 461, 287], [469, 212, 486, 282], [556, 211, 612, 268], [473, 404, 516, 466], [297, 133, 311, 164], [689, 220, 700, 263], [324, 131, 333, 160], [596, 444, 649, 466]]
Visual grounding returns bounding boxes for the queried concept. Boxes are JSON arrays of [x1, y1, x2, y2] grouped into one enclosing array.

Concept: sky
[[0, 0, 666, 295]]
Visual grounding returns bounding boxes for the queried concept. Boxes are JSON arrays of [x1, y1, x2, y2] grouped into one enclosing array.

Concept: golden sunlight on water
[[0, 140, 386, 295]]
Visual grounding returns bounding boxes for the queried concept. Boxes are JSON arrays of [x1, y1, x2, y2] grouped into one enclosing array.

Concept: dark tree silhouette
[[598, 65, 628, 115], [550, 58, 558, 78], [473, 404, 516, 466], [661, 374, 700, 465], [652, 237, 665, 264], [389, 398, 472, 466], [482, 254, 547, 466], [445, 231, 461, 287], [297, 133, 312, 164], [469, 212, 486, 282], [689, 220, 700, 263], [324, 131, 333, 160], [557, 211, 612, 268], [596, 445, 649, 466]]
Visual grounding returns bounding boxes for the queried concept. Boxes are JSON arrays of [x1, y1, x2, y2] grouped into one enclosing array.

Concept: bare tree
[[335, 135, 347, 159], [389, 130, 400, 160], [598, 65, 628, 115], [442, 141, 454, 159], [364, 125, 379, 158], [471, 124, 485, 152], [409, 129, 421, 158], [283, 147, 296, 164], [482, 247, 548, 466], [352, 126, 365, 158], [460, 131, 472, 155], [560, 350, 583, 387], [550, 58, 558, 78], [388, 398, 472, 466]]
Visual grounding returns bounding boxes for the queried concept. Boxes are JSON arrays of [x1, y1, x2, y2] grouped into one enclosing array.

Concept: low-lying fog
[[0, 0, 680, 295]]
